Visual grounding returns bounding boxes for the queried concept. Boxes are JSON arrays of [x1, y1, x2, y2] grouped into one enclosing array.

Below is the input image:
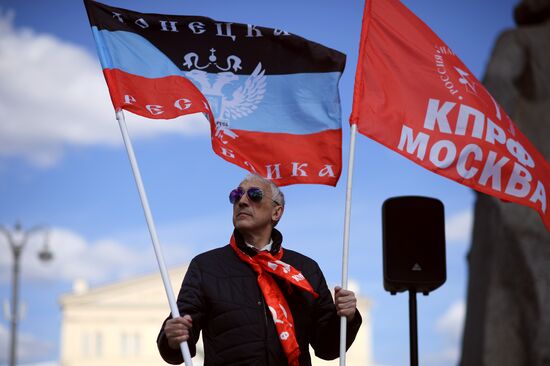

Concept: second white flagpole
[[339, 123, 358, 366], [115, 110, 193, 366]]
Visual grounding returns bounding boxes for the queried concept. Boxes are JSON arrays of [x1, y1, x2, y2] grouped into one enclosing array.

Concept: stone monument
[[460, 1, 550, 365]]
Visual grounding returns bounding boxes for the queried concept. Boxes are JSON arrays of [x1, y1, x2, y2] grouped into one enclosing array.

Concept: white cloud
[[424, 300, 466, 365], [0, 11, 209, 168], [445, 209, 473, 243], [436, 300, 465, 342], [0, 323, 55, 364], [424, 347, 460, 365], [0, 226, 192, 285]]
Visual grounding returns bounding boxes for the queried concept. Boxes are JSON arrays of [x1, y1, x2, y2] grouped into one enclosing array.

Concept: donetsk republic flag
[[84, 0, 346, 186]]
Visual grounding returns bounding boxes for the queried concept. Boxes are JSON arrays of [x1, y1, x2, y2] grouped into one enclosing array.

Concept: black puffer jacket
[[157, 229, 362, 365]]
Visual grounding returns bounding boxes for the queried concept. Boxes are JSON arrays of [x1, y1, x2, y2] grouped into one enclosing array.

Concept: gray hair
[[242, 173, 285, 208]]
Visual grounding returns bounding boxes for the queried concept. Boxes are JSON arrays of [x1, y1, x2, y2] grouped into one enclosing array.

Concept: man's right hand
[[164, 314, 193, 349]]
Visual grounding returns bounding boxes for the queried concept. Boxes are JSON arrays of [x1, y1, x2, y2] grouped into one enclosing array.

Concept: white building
[[59, 266, 373, 366]]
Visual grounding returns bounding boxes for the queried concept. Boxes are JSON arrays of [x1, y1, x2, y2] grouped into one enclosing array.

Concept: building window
[[121, 333, 127, 356], [82, 333, 90, 357], [120, 332, 141, 357], [82, 331, 102, 358], [95, 332, 103, 357], [134, 333, 141, 356]]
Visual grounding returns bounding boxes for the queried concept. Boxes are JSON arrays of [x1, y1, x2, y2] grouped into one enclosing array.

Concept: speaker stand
[[409, 289, 418, 366]]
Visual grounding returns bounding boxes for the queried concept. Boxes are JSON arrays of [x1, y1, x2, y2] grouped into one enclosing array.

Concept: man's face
[[232, 179, 283, 236]]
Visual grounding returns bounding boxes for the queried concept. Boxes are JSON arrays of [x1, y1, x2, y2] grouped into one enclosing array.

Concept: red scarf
[[230, 235, 318, 366]]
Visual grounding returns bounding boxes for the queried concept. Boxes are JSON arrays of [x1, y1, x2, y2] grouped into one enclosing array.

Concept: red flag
[[350, 0, 550, 230]]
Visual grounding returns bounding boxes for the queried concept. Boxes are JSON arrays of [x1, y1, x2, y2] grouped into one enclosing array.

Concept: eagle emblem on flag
[[183, 49, 266, 144]]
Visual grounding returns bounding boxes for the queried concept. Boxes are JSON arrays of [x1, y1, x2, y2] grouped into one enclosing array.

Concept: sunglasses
[[229, 187, 279, 205]]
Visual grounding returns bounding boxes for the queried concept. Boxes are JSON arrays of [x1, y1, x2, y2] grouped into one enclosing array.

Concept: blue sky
[[0, 0, 518, 365]]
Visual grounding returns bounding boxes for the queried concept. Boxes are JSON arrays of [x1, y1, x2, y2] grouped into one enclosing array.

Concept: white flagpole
[[115, 110, 193, 366], [339, 123, 358, 366]]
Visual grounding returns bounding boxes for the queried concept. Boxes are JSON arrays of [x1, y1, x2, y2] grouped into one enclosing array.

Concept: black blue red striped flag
[[85, 0, 346, 186]]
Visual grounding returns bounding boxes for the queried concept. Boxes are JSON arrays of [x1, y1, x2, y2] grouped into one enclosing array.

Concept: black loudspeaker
[[382, 196, 446, 295]]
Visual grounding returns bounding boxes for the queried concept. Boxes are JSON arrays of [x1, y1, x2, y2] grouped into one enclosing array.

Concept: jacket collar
[[233, 228, 283, 256]]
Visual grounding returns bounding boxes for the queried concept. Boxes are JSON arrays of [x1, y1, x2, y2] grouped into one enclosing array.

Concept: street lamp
[[0, 222, 53, 366]]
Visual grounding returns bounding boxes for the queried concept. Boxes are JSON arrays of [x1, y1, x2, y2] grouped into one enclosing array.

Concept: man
[[157, 174, 362, 365]]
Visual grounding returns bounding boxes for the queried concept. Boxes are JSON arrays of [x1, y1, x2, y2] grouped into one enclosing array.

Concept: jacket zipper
[[260, 293, 270, 365]]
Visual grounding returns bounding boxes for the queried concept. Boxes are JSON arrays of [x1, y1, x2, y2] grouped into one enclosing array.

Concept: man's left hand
[[334, 286, 357, 322]]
